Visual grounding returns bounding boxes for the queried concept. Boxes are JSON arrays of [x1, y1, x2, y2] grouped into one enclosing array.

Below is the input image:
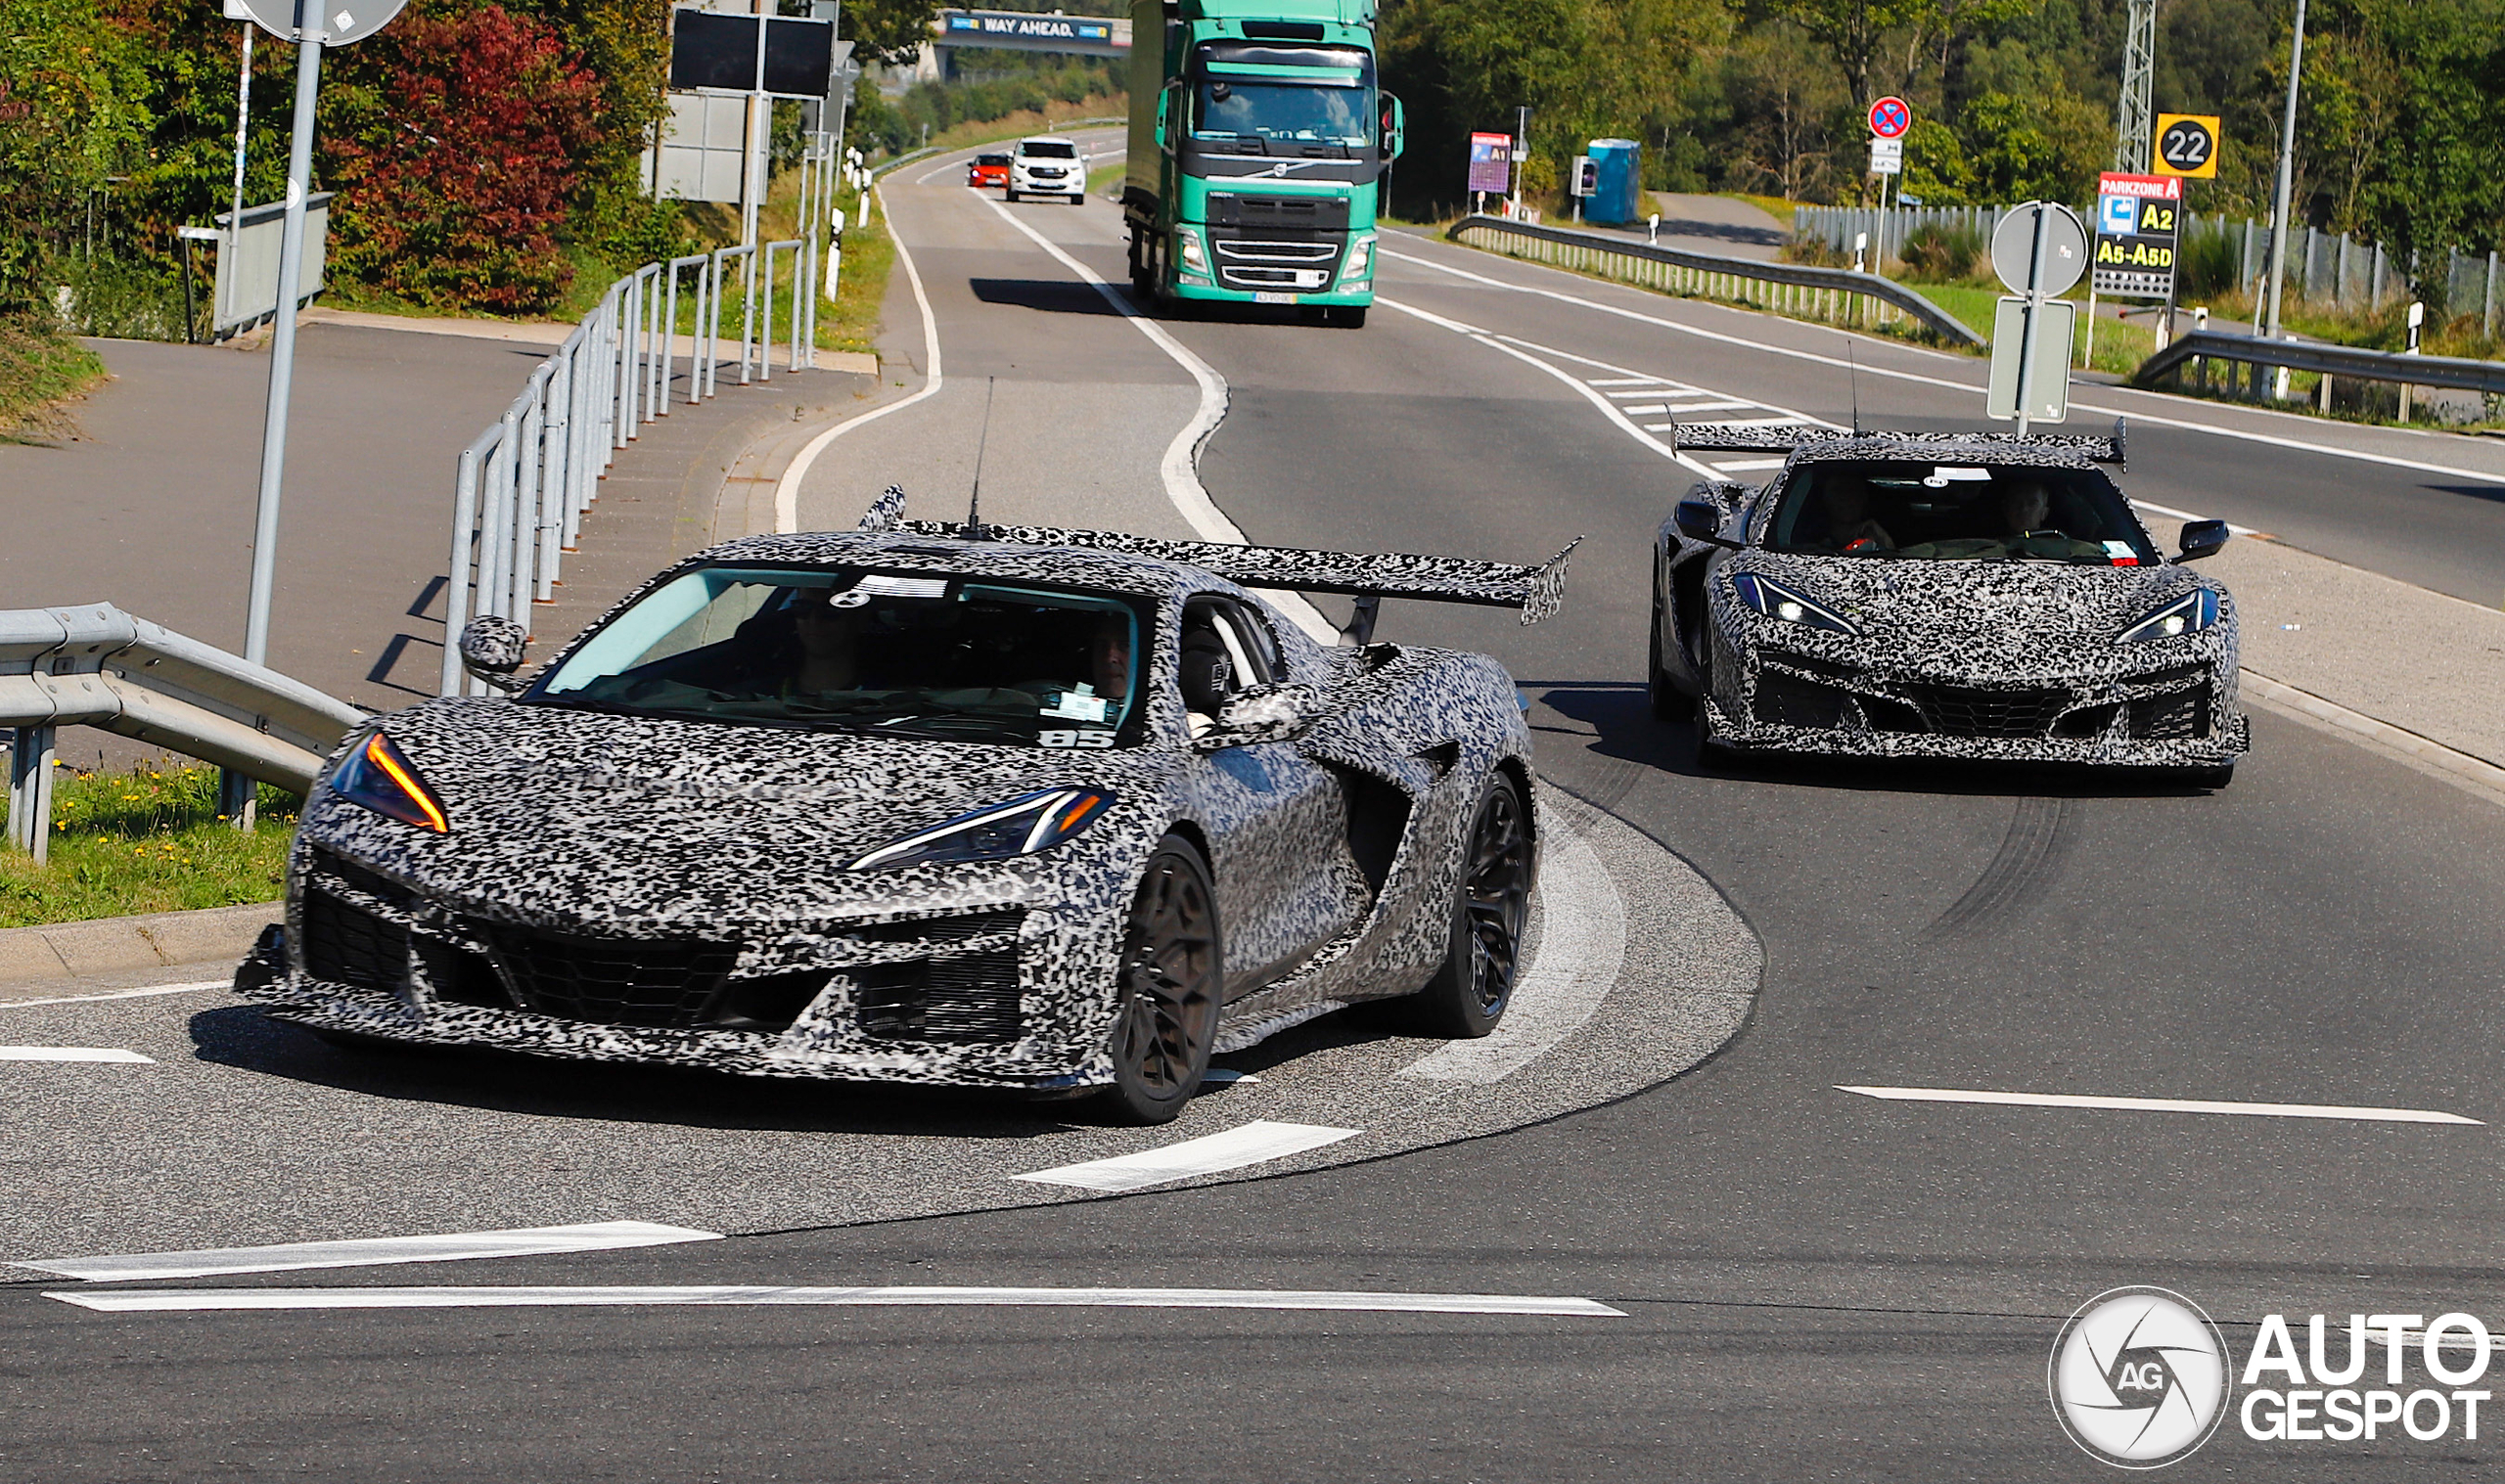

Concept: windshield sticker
[[1922, 466, 1994, 488], [1041, 687, 1116, 723], [831, 573, 948, 607], [2104, 540, 2141, 566]]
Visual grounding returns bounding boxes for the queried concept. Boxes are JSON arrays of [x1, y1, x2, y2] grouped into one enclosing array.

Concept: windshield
[[1018, 141, 1076, 159], [529, 566, 1149, 748], [1763, 461, 2161, 564]]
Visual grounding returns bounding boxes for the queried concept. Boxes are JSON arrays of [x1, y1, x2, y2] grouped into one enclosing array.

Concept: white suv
[[1007, 136, 1086, 204]]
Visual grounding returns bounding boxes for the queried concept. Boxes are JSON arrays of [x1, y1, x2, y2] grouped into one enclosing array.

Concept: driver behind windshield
[[1769, 462, 2155, 564]]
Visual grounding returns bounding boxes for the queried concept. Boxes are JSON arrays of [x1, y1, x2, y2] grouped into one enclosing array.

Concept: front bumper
[[233, 849, 1122, 1090], [1710, 643, 2249, 768]]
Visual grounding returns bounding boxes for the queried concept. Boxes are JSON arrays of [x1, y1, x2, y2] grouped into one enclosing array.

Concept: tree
[[1775, 0, 1936, 111], [0, 0, 151, 314]]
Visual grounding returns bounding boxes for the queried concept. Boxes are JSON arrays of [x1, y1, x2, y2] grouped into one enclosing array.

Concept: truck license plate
[[1252, 292, 1297, 304]]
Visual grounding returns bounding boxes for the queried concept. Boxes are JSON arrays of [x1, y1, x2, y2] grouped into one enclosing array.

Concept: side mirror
[[458, 615, 528, 692], [1674, 497, 1735, 547], [1382, 93, 1406, 161], [1191, 682, 1323, 751], [2176, 518, 2230, 562]]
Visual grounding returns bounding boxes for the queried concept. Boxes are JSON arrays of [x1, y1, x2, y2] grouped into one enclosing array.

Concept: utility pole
[[2114, 0, 2155, 173], [2263, 0, 2308, 352]]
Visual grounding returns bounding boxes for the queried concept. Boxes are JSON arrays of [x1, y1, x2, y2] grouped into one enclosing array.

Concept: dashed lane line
[[1012, 1120, 1359, 1192], [0, 980, 228, 1011], [1838, 1085, 2483, 1125], [16, 1220, 725, 1282], [0, 1047, 153, 1063], [47, 1284, 1627, 1317]]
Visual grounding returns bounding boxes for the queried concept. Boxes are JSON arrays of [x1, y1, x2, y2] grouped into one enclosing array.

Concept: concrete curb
[[2242, 671, 2505, 809], [0, 901, 276, 986]]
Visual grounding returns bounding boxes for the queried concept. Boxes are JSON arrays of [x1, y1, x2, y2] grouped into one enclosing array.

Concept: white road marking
[[49, 1284, 1626, 1317], [2128, 496, 2265, 536], [0, 980, 229, 1011], [1585, 377, 1656, 385], [1838, 1085, 2483, 1125], [1620, 405, 1669, 417], [773, 175, 944, 534], [0, 1046, 153, 1063], [1386, 239, 2505, 491], [1399, 812, 1626, 1084], [15, 1220, 726, 1282], [973, 194, 1341, 645], [1011, 1119, 1358, 1192]]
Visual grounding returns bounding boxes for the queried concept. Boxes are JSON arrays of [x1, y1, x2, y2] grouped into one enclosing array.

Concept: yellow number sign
[[2154, 114, 2220, 179]]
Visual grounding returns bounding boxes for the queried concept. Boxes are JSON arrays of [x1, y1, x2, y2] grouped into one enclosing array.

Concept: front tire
[[1395, 772, 1531, 1039], [1330, 305, 1368, 329], [1100, 837, 1224, 1124], [1005, 188, 1020, 202], [1070, 194, 1085, 205]]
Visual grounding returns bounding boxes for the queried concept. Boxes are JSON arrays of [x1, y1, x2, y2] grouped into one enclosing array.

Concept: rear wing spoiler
[[855, 485, 1576, 628], [1671, 418, 2128, 469]]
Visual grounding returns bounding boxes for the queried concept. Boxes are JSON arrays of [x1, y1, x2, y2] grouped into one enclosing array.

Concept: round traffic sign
[[231, 0, 407, 45], [1990, 202, 2089, 296], [1868, 96, 1912, 141], [2158, 115, 2218, 177]]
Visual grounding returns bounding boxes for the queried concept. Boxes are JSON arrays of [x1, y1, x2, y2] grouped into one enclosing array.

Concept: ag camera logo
[[2050, 1286, 2231, 1467]]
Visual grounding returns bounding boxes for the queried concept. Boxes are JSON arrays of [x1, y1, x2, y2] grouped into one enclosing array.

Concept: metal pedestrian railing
[[4, 605, 367, 864], [1446, 214, 1985, 349], [440, 241, 807, 697]]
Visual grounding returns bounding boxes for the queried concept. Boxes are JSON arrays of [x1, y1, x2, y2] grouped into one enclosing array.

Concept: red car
[[967, 153, 1010, 190]]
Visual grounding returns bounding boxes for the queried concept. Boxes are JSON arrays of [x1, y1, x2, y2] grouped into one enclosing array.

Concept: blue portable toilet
[[1587, 138, 1642, 225]]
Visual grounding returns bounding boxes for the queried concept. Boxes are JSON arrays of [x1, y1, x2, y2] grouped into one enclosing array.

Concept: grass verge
[[0, 763, 298, 928], [0, 316, 108, 445]]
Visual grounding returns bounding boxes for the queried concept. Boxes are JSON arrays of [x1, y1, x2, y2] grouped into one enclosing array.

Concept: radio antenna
[[966, 376, 996, 540], [1845, 339, 1863, 435]]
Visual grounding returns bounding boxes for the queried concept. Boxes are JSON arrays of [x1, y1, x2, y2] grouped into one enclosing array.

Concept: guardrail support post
[[7, 724, 58, 864]]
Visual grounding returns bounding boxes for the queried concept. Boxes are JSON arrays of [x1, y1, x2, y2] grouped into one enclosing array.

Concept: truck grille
[[1212, 236, 1340, 292]]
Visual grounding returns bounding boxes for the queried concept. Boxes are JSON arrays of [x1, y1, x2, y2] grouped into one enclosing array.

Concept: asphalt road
[[8, 158, 2505, 1481]]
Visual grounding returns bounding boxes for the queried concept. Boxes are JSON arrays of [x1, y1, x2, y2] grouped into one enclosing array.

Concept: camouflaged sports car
[[1648, 423, 2245, 786], [236, 489, 1573, 1123]]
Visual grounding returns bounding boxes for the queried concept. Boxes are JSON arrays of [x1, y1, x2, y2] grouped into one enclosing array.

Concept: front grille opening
[[301, 887, 409, 995], [416, 939, 509, 1010], [1754, 672, 1848, 729], [482, 927, 738, 1030], [1765, 652, 1859, 683], [703, 970, 835, 1034], [2055, 702, 2122, 739], [843, 909, 1027, 947], [855, 950, 1022, 1045], [2128, 684, 2211, 740], [311, 849, 414, 908], [1908, 684, 2069, 739], [1861, 696, 1928, 733]]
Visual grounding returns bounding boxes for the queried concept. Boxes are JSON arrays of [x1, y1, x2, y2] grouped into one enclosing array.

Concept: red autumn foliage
[[321, 5, 602, 314]]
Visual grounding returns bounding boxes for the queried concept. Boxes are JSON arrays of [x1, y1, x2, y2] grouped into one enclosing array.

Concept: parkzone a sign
[[2091, 172, 2181, 300]]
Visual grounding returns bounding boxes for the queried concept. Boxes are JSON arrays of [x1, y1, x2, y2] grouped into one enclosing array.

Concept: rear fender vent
[[1327, 766, 1410, 898]]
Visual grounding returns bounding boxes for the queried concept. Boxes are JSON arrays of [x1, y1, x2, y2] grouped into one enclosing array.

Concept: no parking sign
[[1867, 96, 1911, 141]]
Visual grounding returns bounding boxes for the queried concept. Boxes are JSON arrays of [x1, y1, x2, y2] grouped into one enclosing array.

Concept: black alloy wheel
[[1400, 772, 1531, 1039], [1648, 565, 1694, 721], [1101, 837, 1224, 1124]]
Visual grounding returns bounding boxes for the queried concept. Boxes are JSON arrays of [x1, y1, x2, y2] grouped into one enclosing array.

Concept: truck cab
[[1123, 0, 1401, 326]]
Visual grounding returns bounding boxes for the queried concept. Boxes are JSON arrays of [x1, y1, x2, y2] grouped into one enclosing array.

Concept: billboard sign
[[2090, 172, 2181, 299], [668, 9, 837, 98], [1467, 132, 1512, 194]]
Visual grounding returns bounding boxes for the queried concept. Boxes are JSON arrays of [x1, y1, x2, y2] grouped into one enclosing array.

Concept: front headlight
[[1341, 235, 1374, 282], [850, 787, 1111, 872], [1730, 572, 1857, 635], [2118, 589, 2220, 643], [1176, 229, 1208, 274], [327, 731, 449, 833]]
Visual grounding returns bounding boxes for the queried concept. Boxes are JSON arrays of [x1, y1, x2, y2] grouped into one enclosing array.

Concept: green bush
[[1899, 222, 1985, 282]]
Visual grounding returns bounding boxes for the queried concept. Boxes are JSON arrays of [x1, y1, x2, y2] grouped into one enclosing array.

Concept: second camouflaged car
[[1648, 423, 2244, 786], [238, 490, 1572, 1123]]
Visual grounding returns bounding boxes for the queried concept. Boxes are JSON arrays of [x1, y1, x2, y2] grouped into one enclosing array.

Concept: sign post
[[1987, 202, 2087, 433], [1866, 97, 1910, 264], [225, 0, 408, 825]]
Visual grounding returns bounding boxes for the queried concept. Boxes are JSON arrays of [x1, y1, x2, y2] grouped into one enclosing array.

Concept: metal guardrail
[[2138, 329, 2505, 402], [1446, 214, 1986, 349], [440, 241, 808, 697], [4, 605, 368, 863]]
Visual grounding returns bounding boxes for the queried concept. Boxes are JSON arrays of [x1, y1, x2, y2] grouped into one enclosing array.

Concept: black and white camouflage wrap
[[1651, 431, 2246, 769], [236, 524, 1548, 1090]]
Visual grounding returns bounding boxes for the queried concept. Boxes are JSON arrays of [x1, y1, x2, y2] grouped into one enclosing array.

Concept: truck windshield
[[1193, 78, 1373, 149], [529, 565, 1150, 747]]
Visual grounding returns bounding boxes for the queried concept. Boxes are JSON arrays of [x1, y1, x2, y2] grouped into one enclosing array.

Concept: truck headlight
[[1176, 229, 1208, 274], [1341, 235, 1374, 282]]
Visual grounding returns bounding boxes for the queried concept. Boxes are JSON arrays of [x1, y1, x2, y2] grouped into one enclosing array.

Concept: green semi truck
[[1122, 0, 1401, 327]]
